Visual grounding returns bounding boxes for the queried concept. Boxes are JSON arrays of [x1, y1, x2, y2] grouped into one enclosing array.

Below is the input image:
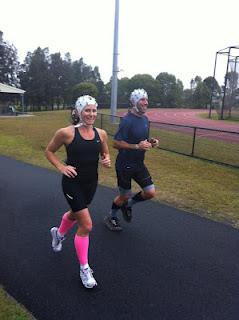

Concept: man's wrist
[[134, 144, 139, 149]]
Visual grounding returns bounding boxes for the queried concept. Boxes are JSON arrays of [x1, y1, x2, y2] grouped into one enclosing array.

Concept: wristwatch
[[135, 144, 139, 149]]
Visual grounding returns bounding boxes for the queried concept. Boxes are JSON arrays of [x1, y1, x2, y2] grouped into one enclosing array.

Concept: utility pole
[[110, 0, 119, 122]]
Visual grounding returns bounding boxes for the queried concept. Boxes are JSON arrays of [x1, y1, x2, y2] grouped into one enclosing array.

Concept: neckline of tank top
[[74, 125, 97, 141]]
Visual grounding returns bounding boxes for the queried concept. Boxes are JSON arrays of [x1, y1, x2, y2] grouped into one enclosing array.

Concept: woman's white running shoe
[[80, 267, 97, 289], [50, 227, 65, 252]]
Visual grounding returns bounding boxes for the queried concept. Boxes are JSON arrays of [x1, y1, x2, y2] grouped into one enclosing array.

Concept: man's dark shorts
[[116, 163, 154, 192]]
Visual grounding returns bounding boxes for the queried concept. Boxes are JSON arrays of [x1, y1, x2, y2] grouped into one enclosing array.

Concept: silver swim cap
[[130, 89, 148, 106], [75, 95, 98, 114]]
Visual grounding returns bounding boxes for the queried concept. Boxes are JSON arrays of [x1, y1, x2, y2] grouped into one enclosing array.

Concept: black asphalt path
[[0, 155, 239, 320]]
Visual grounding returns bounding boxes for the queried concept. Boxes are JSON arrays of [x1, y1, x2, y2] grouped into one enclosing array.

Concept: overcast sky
[[1, 0, 239, 88]]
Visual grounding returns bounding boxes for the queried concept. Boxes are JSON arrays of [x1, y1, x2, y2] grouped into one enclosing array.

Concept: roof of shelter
[[0, 83, 25, 94]]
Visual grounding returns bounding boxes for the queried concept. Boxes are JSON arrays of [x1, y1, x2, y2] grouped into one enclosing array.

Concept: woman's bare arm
[[97, 128, 111, 168], [45, 127, 77, 177]]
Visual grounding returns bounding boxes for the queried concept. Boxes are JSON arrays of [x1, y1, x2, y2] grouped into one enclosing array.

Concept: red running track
[[146, 109, 239, 132], [146, 109, 239, 143]]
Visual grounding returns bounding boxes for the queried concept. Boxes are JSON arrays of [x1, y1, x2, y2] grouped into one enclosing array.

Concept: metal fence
[[96, 113, 239, 169]]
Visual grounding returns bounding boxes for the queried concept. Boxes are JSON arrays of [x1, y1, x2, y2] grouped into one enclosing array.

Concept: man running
[[104, 88, 159, 231]]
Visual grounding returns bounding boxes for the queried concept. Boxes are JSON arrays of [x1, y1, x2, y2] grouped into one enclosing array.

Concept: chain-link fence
[[96, 113, 239, 168]]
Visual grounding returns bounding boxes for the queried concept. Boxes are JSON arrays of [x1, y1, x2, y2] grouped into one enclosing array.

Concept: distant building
[[0, 83, 25, 113]]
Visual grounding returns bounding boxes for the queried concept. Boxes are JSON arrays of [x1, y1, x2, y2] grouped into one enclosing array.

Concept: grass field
[[0, 109, 238, 225], [98, 112, 239, 167], [0, 286, 35, 320], [151, 125, 239, 166], [199, 111, 239, 122], [0, 109, 239, 318]]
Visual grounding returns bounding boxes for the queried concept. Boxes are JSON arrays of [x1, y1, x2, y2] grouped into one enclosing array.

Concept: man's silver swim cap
[[129, 89, 148, 106]]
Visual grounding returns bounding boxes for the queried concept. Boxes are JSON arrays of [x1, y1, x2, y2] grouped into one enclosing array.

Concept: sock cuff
[[132, 191, 145, 202], [80, 263, 89, 270], [112, 202, 121, 210]]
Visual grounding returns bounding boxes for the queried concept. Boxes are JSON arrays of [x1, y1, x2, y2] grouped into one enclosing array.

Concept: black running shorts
[[116, 164, 153, 191], [62, 175, 98, 212]]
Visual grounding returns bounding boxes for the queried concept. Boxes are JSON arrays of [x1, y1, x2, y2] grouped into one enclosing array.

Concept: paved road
[[1, 155, 239, 320]]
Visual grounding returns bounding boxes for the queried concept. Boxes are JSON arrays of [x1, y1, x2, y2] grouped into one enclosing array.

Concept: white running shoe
[[50, 227, 65, 252], [80, 267, 97, 289]]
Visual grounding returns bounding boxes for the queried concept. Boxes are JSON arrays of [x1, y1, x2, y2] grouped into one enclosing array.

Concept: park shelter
[[0, 83, 25, 113]]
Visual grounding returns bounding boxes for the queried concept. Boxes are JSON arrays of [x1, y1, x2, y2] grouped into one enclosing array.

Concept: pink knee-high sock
[[58, 212, 76, 236], [74, 234, 89, 266]]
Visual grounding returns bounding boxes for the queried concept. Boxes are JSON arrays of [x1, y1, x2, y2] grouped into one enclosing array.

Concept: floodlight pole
[[221, 47, 231, 120], [110, 0, 119, 122], [209, 52, 218, 118]]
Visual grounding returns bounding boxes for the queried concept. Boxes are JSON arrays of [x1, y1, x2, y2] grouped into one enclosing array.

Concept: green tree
[[48, 52, 75, 108], [61, 53, 75, 106], [224, 71, 239, 116], [175, 79, 184, 106], [183, 89, 193, 107], [19, 47, 50, 108], [226, 71, 239, 103], [129, 74, 160, 106], [0, 31, 20, 87], [48, 53, 65, 107], [194, 76, 202, 85], [96, 79, 109, 107], [19, 47, 103, 109], [117, 77, 130, 107], [188, 75, 217, 108], [72, 58, 101, 85], [156, 72, 183, 107], [203, 76, 220, 94], [72, 82, 99, 103], [192, 81, 211, 108]]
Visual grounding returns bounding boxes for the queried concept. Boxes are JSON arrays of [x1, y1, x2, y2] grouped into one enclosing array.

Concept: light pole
[[110, 0, 119, 122]]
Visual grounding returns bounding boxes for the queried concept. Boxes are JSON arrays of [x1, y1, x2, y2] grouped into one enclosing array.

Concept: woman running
[[45, 95, 111, 289]]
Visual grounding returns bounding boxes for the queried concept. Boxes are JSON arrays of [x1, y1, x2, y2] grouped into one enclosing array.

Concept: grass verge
[[0, 286, 35, 320], [199, 111, 239, 122]]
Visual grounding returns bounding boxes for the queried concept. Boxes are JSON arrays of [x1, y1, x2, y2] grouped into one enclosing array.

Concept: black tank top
[[65, 127, 101, 179]]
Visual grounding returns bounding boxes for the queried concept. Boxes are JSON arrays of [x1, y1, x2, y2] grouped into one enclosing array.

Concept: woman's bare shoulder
[[55, 125, 74, 139], [95, 127, 108, 141], [95, 127, 107, 135]]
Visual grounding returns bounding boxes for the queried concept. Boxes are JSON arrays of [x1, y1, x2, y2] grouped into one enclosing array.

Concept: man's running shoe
[[104, 216, 122, 231], [80, 267, 97, 289], [50, 227, 65, 252], [121, 204, 132, 222]]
